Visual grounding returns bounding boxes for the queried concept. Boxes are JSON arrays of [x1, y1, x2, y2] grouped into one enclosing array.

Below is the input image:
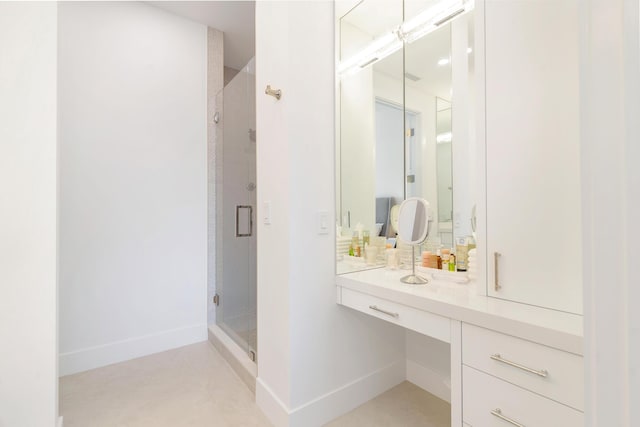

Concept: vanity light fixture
[[338, 0, 474, 77]]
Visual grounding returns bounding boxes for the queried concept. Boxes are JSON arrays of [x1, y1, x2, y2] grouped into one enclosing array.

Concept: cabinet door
[[485, 0, 582, 314]]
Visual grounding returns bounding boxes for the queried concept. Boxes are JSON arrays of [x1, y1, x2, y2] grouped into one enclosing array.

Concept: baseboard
[[406, 359, 451, 403], [59, 324, 207, 376], [256, 359, 406, 427], [208, 324, 256, 393], [256, 378, 291, 427]]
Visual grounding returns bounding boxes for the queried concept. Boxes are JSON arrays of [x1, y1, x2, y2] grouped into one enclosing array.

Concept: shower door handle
[[236, 205, 253, 237]]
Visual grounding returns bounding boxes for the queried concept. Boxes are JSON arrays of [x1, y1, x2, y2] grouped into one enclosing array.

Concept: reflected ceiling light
[[400, 0, 475, 44], [437, 58, 451, 66], [338, 31, 402, 77], [338, 0, 474, 77], [437, 132, 452, 143], [467, 47, 473, 53]]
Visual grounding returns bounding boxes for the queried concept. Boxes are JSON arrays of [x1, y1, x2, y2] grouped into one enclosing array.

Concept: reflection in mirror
[[336, 0, 475, 275], [337, 0, 403, 275], [397, 198, 430, 284], [436, 98, 453, 246], [402, 17, 453, 253]]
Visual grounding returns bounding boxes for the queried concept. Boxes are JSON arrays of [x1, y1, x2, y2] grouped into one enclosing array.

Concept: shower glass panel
[[215, 57, 257, 359]]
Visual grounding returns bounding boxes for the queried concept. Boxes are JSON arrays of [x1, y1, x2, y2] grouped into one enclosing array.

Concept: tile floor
[[60, 342, 450, 427], [327, 381, 451, 427]]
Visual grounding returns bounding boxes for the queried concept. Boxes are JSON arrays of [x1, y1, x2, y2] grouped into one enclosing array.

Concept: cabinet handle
[[368, 305, 399, 318], [490, 354, 548, 378], [491, 408, 525, 427], [494, 252, 502, 291]]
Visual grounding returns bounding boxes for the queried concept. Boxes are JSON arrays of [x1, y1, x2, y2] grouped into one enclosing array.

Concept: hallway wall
[[58, 2, 208, 375]]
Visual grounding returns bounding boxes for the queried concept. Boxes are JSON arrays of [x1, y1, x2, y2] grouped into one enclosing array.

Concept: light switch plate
[[263, 201, 272, 225], [317, 210, 329, 235]]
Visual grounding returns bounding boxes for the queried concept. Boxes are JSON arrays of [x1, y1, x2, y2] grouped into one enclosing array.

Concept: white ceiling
[[148, 1, 255, 71]]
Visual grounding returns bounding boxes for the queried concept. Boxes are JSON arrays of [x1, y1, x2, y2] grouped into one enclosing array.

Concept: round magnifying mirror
[[397, 198, 430, 285], [397, 198, 430, 245]]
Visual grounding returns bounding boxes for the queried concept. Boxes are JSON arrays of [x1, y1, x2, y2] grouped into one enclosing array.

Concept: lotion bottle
[[456, 237, 468, 271]]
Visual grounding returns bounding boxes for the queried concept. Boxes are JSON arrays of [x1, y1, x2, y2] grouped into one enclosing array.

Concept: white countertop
[[336, 266, 584, 355]]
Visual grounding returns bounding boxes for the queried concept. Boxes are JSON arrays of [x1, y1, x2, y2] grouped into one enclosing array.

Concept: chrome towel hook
[[265, 85, 282, 100]]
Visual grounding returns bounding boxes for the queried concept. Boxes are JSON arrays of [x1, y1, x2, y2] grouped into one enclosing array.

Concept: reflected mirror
[[336, 0, 476, 275]]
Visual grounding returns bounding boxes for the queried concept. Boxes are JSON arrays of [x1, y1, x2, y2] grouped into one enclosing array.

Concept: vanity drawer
[[340, 288, 451, 343], [463, 365, 583, 427], [462, 323, 583, 411]]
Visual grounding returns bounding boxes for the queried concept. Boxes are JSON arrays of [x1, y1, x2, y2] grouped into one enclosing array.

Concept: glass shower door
[[215, 58, 257, 360]]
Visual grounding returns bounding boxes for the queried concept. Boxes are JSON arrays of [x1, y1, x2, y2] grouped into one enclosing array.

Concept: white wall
[[405, 331, 451, 404], [0, 3, 59, 425], [256, 2, 406, 426], [58, 2, 208, 375]]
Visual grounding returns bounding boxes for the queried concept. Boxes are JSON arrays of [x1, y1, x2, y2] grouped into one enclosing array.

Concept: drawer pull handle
[[494, 252, 501, 291], [490, 354, 548, 378], [368, 305, 399, 318], [491, 408, 525, 427]]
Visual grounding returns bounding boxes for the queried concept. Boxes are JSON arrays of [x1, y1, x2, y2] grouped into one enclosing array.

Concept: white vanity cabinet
[[336, 268, 584, 427], [461, 323, 583, 426], [483, 0, 583, 314]]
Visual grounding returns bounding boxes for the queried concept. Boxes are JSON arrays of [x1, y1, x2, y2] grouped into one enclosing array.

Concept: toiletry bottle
[[440, 248, 450, 270], [387, 248, 399, 269], [428, 253, 438, 269], [436, 249, 442, 269], [449, 253, 456, 272], [351, 232, 360, 257], [467, 235, 476, 252], [456, 237, 468, 271], [362, 230, 370, 248], [421, 251, 431, 268]]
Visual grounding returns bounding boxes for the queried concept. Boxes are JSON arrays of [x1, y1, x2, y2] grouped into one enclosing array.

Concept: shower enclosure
[[212, 58, 257, 361]]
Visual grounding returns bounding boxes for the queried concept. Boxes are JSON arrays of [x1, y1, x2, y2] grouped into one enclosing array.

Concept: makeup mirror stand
[[401, 245, 429, 284]]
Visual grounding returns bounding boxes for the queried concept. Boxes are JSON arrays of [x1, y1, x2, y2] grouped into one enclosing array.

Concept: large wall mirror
[[336, 0, 476, 274]]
